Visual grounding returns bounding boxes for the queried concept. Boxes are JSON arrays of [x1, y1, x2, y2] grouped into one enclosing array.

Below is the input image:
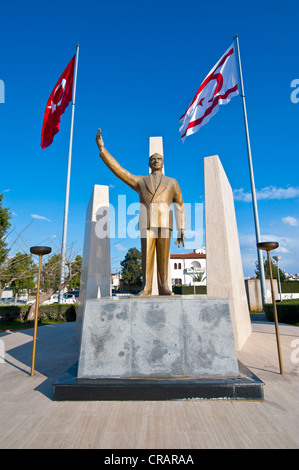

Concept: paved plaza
[[0, 319, 298, 449]]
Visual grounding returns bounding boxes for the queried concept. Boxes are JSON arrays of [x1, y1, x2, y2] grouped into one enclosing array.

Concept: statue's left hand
[[96, 128, 104, 151], [175, 230, 185, 248]]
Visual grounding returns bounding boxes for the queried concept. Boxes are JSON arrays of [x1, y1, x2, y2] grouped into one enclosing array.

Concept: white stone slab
[[75, 185, 111, 343], [149, 137, 171, 294], [204, 156, 251, 350], [245, 278, 279, 311], [149, 136, 164, 159]]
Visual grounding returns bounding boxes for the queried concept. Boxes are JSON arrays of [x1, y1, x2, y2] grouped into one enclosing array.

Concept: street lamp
[[30, 246, 52, 376], [257, 242, 284, 375], [273, 255, 282, 302]]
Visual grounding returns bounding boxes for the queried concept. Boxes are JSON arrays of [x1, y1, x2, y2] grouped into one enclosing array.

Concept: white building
[[111, 272, 121, 289], [170, 248, 206, 286]]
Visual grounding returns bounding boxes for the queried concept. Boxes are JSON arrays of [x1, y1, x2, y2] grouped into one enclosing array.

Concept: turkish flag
[[41, 55, 75, 149], [179, 44, 239, 142]]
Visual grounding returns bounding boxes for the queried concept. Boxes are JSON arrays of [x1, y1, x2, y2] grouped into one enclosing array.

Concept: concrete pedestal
[[77, 296, 239, 378], [54, 296, 264, 401]]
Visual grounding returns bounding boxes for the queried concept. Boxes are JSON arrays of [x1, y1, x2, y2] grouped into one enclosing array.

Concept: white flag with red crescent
[[179, 44, 239, 142]]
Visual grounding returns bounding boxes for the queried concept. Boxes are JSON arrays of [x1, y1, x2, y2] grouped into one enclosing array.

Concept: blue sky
[[0, 0, 298, 277]]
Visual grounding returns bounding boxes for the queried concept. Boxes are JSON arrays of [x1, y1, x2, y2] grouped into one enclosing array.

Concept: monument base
[[54, 296, 263, 401], [53, 361, 264, 401], [76, 296, 240, 378]]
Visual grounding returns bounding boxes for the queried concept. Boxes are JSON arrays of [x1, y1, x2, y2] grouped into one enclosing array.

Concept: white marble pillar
[[75, 185, 111, 342], [149, 137, 172, 294], [204, 155, 251, 350]]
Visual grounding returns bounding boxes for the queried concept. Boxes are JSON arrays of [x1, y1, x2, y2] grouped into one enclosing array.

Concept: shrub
[[172, 285, 207, 295], [0, 305, 28, 322], [281, 282, 299, 293], [0, 303, 77, 323], [264, 300, 299, 325], [38, 304, 77, 322]]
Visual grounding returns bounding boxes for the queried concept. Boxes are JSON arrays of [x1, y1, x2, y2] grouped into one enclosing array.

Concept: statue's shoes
[[138, 290, 152, 297], [158, 289, 174, 296]]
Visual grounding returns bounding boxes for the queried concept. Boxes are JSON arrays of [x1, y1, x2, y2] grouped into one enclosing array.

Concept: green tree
[[0, 252, 37, 300], [188, 270, 206, 283], [40, 253, 61, 292], [39, 253, 81, 292], [27, 251, 82, 321], [255, 257, 285, 283], [120, 247, 142, 287], [10, 252, 36, 295], [0, 193, 11, 262], [67, 255, 82, 290], [0, 194, 36, 299]]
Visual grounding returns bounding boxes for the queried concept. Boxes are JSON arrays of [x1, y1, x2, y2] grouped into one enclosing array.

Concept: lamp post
[[191, 267, 196, 295], [30, 246, 52, 376], [273, 255, 282, 302], [257, 242, 284, 375]]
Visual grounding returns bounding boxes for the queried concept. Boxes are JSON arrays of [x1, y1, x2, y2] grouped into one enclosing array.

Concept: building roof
[[170, 253, 206, 259]]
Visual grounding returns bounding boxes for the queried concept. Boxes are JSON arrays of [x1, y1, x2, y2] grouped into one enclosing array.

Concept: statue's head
[[149, 153, 164, 172]]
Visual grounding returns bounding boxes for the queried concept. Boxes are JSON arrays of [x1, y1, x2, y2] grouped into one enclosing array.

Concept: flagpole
[[58, 44, 79, 303], [233, 35, 266, 307]]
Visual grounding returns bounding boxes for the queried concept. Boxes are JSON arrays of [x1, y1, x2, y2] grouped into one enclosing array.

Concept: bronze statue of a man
[[96, 129, 186, 296]]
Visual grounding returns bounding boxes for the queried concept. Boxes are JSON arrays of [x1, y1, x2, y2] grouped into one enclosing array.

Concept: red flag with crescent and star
[[41, 55, 75, 149], [179, 44, 239, 142]]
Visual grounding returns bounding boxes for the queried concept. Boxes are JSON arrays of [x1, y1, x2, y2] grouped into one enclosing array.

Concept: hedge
[[0, 303, 77, 323], [281, 282, 299, 293], [264, 300, 299, 325], [172, 285, 207, 295]]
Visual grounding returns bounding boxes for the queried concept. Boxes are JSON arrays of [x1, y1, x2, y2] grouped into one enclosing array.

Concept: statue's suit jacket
[[100, 148, 186, 232]]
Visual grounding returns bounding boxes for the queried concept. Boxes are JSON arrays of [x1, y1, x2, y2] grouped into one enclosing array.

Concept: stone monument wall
[[204, 155, 251, 350], [75, 185, 111, 343]]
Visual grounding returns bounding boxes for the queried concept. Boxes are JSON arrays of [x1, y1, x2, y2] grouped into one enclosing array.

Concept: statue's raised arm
[[96, 129, 138, 191]]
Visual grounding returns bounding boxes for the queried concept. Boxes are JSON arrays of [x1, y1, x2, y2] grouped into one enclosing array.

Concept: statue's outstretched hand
[[175, 230, 185, 249], [96, 128, 104, 151]]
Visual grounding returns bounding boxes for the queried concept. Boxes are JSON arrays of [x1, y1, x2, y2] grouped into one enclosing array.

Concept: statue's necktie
[[152, 173, 157, 191]]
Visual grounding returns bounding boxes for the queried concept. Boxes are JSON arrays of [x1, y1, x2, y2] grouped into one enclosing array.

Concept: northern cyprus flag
[[179, 44, 239, 142]]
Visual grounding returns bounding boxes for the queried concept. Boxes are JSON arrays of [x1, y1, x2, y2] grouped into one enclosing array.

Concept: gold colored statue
[[96, 129, 186, 296]]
